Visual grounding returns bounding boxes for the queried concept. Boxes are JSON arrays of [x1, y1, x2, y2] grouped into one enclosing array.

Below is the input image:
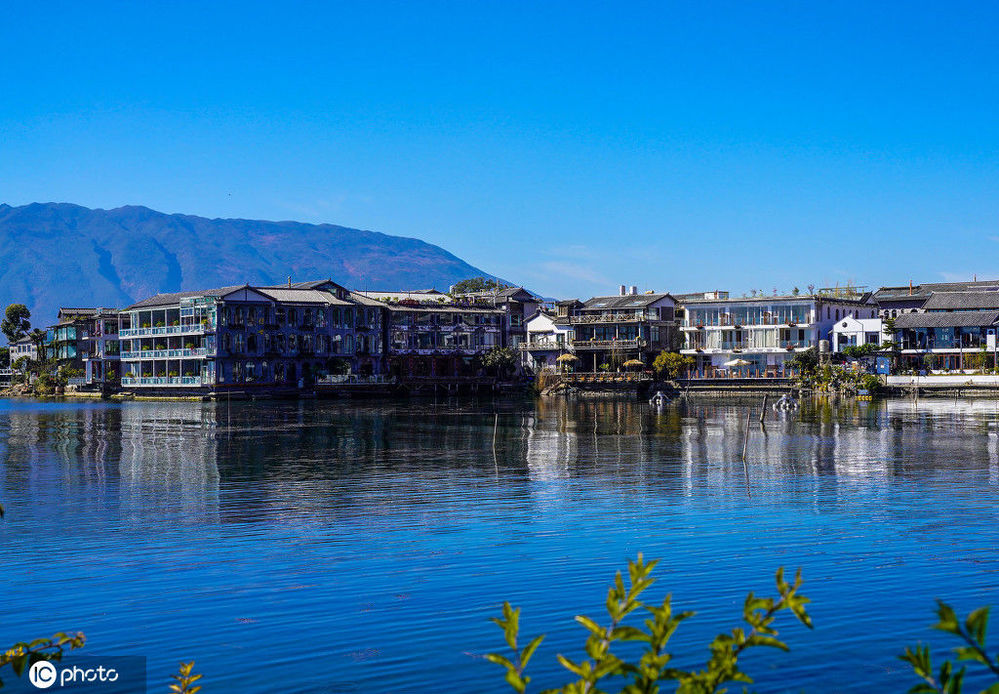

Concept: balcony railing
[[571, 338, 645, 350], [119, 324, 212, 338], [316, 374, 396, 385], [569, 314, 657, 324], [518, 341, 569, 350], [120, 348, 211, 359], [684, 317, 811, 328], [121, 376, 204, 387], [392, 347, 494, 356]]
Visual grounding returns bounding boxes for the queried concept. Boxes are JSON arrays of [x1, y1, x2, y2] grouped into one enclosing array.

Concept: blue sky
[[2, 1, 998, 298]]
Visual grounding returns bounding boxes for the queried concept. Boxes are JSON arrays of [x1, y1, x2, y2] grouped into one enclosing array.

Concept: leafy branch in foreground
[[488, 554, 812, 693], [900, 601, 999, 694], [170, 661, 204, 694], [0, 631, 86, 689], [487, 603, 545, 693]]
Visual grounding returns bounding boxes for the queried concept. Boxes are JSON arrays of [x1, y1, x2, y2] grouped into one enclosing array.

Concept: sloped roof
[[581, 293, 675, 310], [252, 287, 352, 305], [355, 290, 453, 303], [125, 285, 246, 310], [347, 291, 387, 307], [923, 291, 999, 311], [458, 287, 535, 302], [874, 280, 999, 302], [832, 317, 883, 331], [894, 310, 999, 329]]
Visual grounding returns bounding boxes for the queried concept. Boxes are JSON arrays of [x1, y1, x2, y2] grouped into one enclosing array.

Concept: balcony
[[394, 347, 491, 356], [120, 348, 211, 360], [121, 376, 205, 387], [120, 324, 212, 338], [571, 338, 644, 350], [519, 341, 569, 351], [316, 374, 395, 386], [569, 314, 655, 324]]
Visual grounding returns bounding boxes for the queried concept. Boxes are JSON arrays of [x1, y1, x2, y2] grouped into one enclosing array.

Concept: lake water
[[2, 396, 999, 692]]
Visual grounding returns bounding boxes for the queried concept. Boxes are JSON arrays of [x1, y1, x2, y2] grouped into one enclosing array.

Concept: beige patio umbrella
[[556, 353, 579, 372], [623, 359, 645, 369], [724, 358, 751, 367]]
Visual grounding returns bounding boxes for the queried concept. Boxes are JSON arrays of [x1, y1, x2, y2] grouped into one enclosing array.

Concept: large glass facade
[[687, 303, 811, 327]]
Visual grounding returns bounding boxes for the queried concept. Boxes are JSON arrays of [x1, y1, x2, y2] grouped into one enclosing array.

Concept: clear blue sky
[[2, 1, 998, 298]]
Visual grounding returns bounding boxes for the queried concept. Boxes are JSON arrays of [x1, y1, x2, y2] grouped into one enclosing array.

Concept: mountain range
[[0, 202, 502, 326]]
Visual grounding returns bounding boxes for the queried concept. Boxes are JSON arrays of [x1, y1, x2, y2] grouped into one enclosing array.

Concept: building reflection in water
[[4, 396, 999, 517]]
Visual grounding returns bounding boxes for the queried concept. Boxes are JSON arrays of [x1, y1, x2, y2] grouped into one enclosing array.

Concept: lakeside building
[[356, 291, 507, 380], [831, 316, 884, 352], [680, 291, 877, 376], [10, 336, 36, 365], [565, 287, 678, 372], [891, 291, 999, 371], [45, 308, 99, 370], [81, 308, 121, 389], [520, 309, 575, 371], [449, 287, 540, 348], [119, 280, 384, 393], [873, 279, 999, 318]]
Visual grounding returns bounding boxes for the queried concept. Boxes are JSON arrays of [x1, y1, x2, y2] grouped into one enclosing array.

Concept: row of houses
[[11, 277, 999, 395], [8, 280, 534, 394], [519, 279, 999, 377]]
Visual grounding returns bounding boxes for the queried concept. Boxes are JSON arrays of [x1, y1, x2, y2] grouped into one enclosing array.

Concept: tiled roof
[[355, 290, 453, 303], [458, 287, 535, 301], [253, 287, 352, 306], [124, 285, 246, 310], [581, 293, 674, 310], [893, 310, 999, 329], [874, 280, 999, 302], [923, 291, 999, 311]]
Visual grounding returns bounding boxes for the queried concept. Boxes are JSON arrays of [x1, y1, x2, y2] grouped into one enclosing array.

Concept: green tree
[[481, 346, 519, 377], [787, 347, 818, 376], [1, 304, 31, 345], [972, 346, 991, 374], [0, 347, 8, 369], [842, 343, 880, 359], [653, 351, 694, 380], [28, 328, 46, 353], [450, 277, 512, 295]]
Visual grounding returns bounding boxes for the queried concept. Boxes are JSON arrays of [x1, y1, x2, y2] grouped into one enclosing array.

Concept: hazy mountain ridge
[[0, 202, 501, 325]]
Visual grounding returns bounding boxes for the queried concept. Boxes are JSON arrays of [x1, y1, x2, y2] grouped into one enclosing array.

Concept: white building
[[831, 316, 884, 352], [9, 336, 37, 365], [521, 310, 574, 371], [680, 292, 878, 376]]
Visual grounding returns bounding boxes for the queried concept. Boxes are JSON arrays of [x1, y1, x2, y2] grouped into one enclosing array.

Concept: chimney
[[619, 285, 626, 296], [288, 276, 292, 288], [630, 285, 638, 295], [908, 279, 912, 296]]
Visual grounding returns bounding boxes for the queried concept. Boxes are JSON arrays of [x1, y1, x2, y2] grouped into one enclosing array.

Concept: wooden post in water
[[760, 394, 768, 423], [741, 406, 752, 497], [492, 412, 498, 456], [742, 407, 751, 462]]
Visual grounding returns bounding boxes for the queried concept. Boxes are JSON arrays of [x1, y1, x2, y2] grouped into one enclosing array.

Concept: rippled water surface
[[3, 396, 999, 692]]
